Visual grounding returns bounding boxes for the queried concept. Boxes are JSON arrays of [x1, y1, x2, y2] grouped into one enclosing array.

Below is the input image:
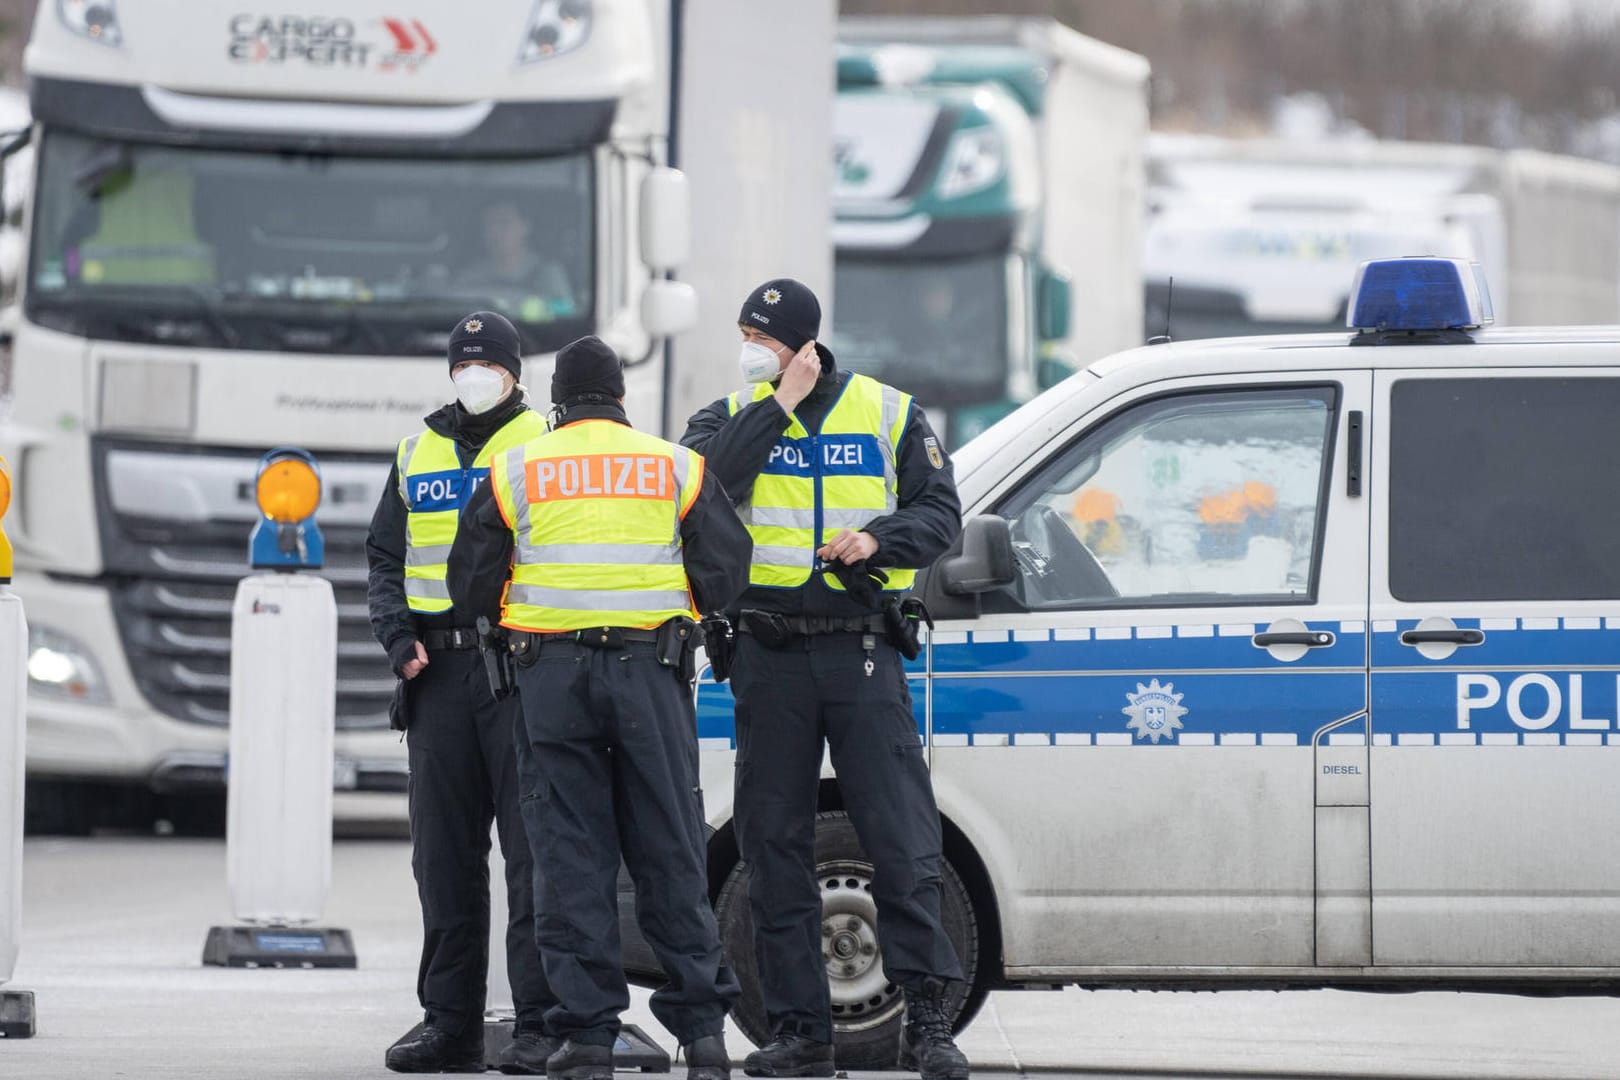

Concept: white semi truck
[[0, 0, 833, 828], [1145, 133, 1620, 339]]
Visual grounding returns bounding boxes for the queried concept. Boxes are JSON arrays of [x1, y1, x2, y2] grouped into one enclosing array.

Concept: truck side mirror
[[640, 167, 691, 273], [1036, 265, 1072, 342], [641, 279, 698, 339], [938, 515, 1016, 596]]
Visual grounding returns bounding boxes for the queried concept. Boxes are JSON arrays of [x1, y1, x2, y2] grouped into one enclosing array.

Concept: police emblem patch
[[465, 318, 483, 333], [924, 436, 944, 470], [1122, 678, 1188, 744], [762, 288, 782, 305]]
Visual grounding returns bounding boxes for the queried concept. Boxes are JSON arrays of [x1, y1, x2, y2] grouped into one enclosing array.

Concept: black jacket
[[679, 346, 962, 617], [446, 403, 752, 627], [364, 390, 532, 676]]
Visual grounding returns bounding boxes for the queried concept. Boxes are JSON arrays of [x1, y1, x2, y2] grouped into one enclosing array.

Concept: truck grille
[[95, 438, 396, 729]]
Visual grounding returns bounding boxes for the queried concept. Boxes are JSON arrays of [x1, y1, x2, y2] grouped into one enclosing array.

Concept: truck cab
[[830, 19, 1148, 449], [0, 0, 693, 823]]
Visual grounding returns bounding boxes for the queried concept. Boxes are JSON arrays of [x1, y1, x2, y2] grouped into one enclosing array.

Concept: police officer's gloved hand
[[386, 634, 420, 678], [829, 558, 888, 608]]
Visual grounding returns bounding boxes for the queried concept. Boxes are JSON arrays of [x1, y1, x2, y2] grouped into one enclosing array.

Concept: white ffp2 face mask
[[453, 365, 508, 414], [739, 341, 784, 384]]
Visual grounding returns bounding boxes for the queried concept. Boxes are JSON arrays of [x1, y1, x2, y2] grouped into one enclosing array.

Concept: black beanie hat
[[738, 278, 820, 352], [448, 311, 524, 379], [552, 335, 626, 405]]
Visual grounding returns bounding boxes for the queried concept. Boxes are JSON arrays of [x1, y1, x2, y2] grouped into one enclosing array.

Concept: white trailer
[[1146, 134, 1620, 337], [0, 0, 832, 825]]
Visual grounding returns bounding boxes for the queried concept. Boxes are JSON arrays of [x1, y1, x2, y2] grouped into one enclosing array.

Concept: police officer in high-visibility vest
[[365, 311, 559, 1074], [448, 335, 750, 1080], [681, 279, 968, 1080]]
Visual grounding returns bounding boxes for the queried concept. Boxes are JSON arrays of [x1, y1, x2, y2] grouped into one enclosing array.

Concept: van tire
[[715, 810, 981, 1070]]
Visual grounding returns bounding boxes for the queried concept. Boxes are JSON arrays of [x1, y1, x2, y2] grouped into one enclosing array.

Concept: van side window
[[1389, 377, 1620, 601], [988, 386, 1337, 611]]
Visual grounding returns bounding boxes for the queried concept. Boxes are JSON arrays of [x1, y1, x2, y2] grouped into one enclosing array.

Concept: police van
[[625, 258, 1620, 1067]]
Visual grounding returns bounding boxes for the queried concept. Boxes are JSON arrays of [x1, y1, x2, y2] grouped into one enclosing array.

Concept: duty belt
[[510, 627, 662, 650], [737, 611, 888, 637], [421, 626, 480, 651]]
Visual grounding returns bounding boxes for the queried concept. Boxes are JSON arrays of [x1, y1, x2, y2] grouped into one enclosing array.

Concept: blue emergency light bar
[[1347, 256, 1493, 334]]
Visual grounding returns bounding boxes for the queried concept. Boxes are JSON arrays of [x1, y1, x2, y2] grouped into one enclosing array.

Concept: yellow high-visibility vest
[[488, 420, 703, 633], [725, 372, 915, 594], [396, 409, 547, 614]]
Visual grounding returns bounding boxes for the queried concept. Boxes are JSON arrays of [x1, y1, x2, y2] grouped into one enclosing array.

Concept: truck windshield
[[827, 255, 1007, 406], [26, 132, 594, 355]]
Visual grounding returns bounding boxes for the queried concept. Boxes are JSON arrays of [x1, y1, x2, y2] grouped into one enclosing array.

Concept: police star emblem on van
[[1123, 679, 1188, 743]]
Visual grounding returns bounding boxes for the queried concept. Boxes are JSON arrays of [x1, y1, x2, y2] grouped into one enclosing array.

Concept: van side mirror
[[1036, 265, 1072, 342], [938, 515, 1016, 596], [639, 167, 690, 273]]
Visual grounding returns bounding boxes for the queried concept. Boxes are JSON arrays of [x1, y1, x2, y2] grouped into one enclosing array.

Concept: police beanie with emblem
[[552, 335, 626, 406], [738, 278, 820, 353], [448, 310, 524, 380]]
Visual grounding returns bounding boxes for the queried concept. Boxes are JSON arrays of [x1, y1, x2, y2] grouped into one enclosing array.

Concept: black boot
[[386, 1024, 486, 1073], [898, 991, 969, 1080], [499, 1028, 563, 1075], [683, 1034, 731, 1080], [741, 1034, 835, 1078], [546, 1038, 613, 1080]]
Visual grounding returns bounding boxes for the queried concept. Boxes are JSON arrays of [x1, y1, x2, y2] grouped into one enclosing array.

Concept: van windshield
[[26, 132, 595, 355]]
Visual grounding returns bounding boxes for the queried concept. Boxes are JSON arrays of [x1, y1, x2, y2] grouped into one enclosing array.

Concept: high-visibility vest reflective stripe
[[489, 420, 703, 633], [397, 410, 548, 614], [725, 373, 916, 593]]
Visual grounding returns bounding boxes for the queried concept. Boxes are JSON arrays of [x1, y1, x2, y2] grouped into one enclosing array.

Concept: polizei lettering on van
[[1457, 672, 1618, 731]]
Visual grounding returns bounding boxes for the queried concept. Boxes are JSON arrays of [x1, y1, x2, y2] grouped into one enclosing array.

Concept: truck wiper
[[143, 287, 242, 349], [73, 144, 134, 196]]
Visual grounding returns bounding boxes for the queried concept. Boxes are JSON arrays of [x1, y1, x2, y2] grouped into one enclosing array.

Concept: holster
[[700, 613, 735, 682], [739, 609, 792, 649], [656, 616, 700, 682], [388, 676, 416, 732], [476, 616, 514, 700], [883, 596, 935, 661]]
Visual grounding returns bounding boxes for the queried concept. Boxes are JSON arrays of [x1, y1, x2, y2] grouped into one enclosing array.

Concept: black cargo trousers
[[511, 638, 739, 1046], [405, 644, 557, 1037], [730, 631, 963, 1044]]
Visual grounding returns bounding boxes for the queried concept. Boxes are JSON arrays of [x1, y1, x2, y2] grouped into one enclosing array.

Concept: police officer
[[681, 279, 969, 1080], [447, 335, 749, 1080], [366, 311, 559, 1074]]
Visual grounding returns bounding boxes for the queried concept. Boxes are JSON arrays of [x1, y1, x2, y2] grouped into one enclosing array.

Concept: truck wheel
[[715, 810, 981, 1070]]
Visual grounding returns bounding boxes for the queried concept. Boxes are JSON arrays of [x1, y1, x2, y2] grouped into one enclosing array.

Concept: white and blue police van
[[625, 258, 1620, 1067]]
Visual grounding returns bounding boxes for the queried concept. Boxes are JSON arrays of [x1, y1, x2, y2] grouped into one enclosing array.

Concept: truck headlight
[[518, 0, 592, 64], [938, 127, 1004, 201], [57, 0, 122, 47], [28, 625, 111, 704]]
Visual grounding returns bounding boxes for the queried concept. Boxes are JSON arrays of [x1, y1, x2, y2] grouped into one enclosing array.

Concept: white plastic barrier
[[0, 590, 24, 988], [225, 572, 337, 925]]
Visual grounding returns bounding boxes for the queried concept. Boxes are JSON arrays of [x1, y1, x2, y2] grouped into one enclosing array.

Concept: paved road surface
[[5, 838, 1620, 1079]]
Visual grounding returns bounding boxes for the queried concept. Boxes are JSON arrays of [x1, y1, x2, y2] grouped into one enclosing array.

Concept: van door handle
[[1400, 629, 1485, 646], [1252, 631, 1335, 648]]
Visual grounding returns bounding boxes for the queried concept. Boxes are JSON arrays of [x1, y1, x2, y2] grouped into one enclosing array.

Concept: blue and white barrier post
[[0, 455, 36, 1035], [202, 448, 354, 968]]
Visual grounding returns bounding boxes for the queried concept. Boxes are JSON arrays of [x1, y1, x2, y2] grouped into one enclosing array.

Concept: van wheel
[[715, 810, 982, 1070]]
